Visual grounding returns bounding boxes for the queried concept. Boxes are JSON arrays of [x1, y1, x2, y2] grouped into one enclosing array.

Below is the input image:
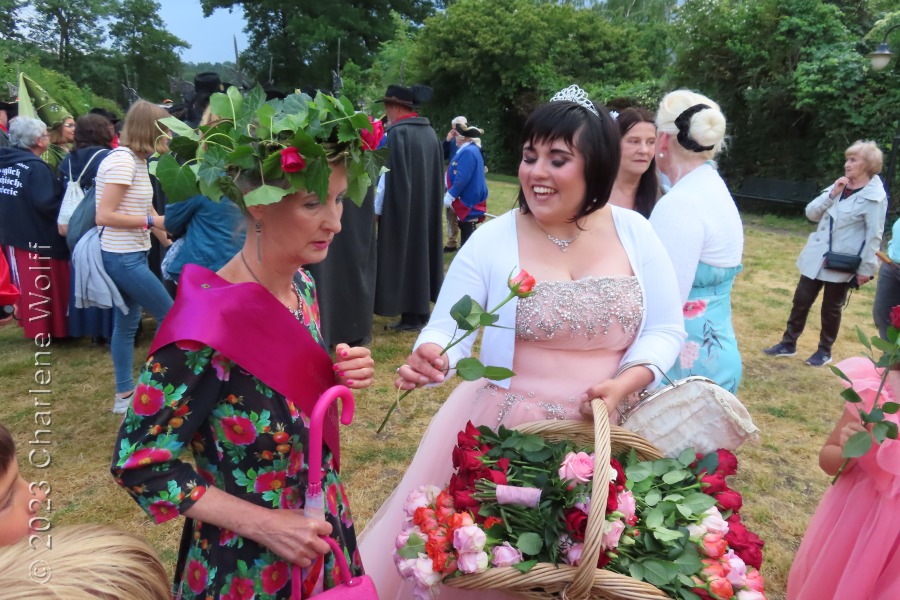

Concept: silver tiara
[[550, 85, 599, 117]]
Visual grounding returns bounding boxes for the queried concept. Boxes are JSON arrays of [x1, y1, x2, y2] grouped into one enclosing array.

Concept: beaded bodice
[[515, 276, 643, 348]]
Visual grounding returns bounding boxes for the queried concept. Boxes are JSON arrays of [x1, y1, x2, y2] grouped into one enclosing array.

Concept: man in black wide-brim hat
[[373, 83, 444, 331]]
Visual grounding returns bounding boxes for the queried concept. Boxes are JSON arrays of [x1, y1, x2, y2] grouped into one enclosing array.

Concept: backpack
[[66, 185, 99, 252], [57, 149, 106, 234]]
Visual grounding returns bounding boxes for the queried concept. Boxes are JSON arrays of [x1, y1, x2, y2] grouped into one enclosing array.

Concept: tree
[[28, 0, 116, 69], [0, 0, 27, 41], [412, 0, 654, 171], [109, 0, 189, 100], [670, 0, 900, 183], [199, 0, 438, 91]]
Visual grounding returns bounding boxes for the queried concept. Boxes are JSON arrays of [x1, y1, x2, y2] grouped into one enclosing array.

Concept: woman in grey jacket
[[764, 140, 887, 366]]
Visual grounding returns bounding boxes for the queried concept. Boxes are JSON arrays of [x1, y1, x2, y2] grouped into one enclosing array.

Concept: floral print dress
[[111, 269, 361, 599], [667, 262, 743, 393]]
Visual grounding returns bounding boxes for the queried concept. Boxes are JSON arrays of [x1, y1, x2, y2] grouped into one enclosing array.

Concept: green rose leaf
[[644, 488, 662, 507], [652, 527, 683, 542], [829, 364, 852, 384], [675, 503, 693, 518], [840, 388, 864, 404], [520, 434, 545, 453], [873, 421, 891, 444], [515, 532, 543, 556], [662, 469, 692, 485], [885, 421, 899, 439], [628, 562, 645, 581], [512, 559, 539, 573], [693, 452, 719, 476], [675, 545, 702, 574], [159, 116, 199, 141], [681, 492, 717, 513], [871, 336, 895, 354], [882, 402, 900, 415], [397, 532, 426, 559], [842, 430, 873, 458], [646, 507, 664, 529], [156, 154, 200, 202], [679, 588, 704, 600], [642, 559, 677, 586], [456, 357, 486, 381], [483, 366, 515, 381], [479, 312, 501, 327], [450, 295, 475, 331], [244, 185, 291, 207], [857, 326, 873, 351], [626, 462, 653, 483], [677, 447, 697, 467]]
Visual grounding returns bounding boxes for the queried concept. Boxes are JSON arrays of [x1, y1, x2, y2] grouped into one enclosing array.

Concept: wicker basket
[[443, 400, 671, 600]]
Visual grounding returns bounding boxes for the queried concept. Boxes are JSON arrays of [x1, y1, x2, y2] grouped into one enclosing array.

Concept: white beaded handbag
[[615, 361, 760, 457]]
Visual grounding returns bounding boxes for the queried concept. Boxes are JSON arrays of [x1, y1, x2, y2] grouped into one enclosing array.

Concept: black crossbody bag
[[823, 212, 865, 273]]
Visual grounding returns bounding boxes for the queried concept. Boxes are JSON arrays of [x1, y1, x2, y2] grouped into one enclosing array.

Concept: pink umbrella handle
[[308, 385, 355, 493], [291, 537, 360, 599]]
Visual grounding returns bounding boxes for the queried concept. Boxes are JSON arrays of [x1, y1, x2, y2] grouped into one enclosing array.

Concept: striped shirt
[[95, 147, 153, 252]]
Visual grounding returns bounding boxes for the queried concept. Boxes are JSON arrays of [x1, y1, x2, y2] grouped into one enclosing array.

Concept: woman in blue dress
[[649, 90, 744, 393]]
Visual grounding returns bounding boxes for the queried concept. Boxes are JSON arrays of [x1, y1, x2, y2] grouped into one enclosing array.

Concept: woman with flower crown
[[360, 85, 685, 599], [110, 89, 382, 599]]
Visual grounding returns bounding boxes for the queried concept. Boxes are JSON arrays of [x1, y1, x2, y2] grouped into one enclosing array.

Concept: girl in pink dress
[[360, 88, 686, 599], [787, 356, 900, 600]]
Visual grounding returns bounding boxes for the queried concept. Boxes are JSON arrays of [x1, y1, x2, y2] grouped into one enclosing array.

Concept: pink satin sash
[[149, 264, 344, 468]]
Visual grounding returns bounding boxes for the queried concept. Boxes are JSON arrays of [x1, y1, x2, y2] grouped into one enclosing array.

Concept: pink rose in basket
[[683, 300, 708, 320], [403, 485, 441, 518], [453, 524, 487, 554], [411, 556, 441, 588], [701, 532, 728, 559], [600, 519, 626, 551], [737, 590, 766, 600], [563, 541, 584, 566], [616, 489, 637, 524], [558, 451, 593, 486], [726, 550, 747, 588], [458, 551, 489, 574], [491, 542, 523, 567], [744, 568, 765, 592], [700, 507, 729, 535]]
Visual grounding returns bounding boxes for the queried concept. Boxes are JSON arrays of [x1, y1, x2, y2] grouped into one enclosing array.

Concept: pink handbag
[[291, 536, 379, 599]]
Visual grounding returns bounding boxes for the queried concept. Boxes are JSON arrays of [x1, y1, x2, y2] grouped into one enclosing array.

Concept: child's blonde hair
[[0, 524, 170, 599]]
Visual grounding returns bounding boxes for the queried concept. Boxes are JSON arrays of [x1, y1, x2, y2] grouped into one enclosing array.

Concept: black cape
[[374, 116, 444, 316], [306, 186, 377, 347]]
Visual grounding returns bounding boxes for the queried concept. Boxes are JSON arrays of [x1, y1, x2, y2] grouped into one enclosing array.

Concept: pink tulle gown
[[787, 357, 900, 600], [360, 276, 643, 599]]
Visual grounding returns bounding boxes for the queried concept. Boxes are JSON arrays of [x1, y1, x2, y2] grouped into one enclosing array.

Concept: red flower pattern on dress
[[187, 559, 208, 594], [221, 416, 257, 445], [148, 500, 178, 524], [124, 447, 173, 469], [133, 383, 165, 416], [683, 300, 708, 320], [212, 353, 234, 381], [221, 576, 255, 600], [261, 560, 290, 594], [254, 470, 287, 493]]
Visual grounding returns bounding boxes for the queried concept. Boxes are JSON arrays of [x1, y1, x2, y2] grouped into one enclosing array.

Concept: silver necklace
[[534, 220, 580, 252], [240, 251, 304, 322]]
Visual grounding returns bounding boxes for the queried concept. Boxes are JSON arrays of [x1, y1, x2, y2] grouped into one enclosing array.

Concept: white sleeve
[[414, 229, 492, 371], [622, 225, 687, 386], [650, 198, 704, 304], [374, 173, 386, 216], [805, 187, 836, 223]]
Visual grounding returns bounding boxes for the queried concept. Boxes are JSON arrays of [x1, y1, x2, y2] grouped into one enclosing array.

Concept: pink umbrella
[[294, 385, 355, 598]]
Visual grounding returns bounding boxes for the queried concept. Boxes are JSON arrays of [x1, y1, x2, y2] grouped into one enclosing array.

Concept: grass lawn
[[0, 175, 879, 600]]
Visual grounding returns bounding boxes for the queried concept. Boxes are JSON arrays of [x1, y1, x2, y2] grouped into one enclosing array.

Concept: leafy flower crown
[[154, 85, 387, 209]]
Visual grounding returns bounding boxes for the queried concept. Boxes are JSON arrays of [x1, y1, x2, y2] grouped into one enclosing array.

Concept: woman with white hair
[[765, 140, 887, 366], [649, 90, 744, 392], [0, 116, 70, 339]]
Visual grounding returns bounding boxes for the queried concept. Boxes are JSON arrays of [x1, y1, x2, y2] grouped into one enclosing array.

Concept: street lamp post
[[869, 23, 900, 205]]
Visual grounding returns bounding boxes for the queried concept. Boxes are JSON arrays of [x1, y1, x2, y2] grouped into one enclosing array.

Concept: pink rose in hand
[[491, 542, 523, 567], [558, 451, 594, 486], [508, 269, 536, 297]]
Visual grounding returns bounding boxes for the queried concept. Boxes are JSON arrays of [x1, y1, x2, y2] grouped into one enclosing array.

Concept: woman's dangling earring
[[255, 220, 262, 262], [658, 152, 665, 159]]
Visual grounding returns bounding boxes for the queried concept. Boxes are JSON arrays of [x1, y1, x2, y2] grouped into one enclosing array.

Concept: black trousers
[[459, 220, 478, 247], [780, 275, 851, 354]]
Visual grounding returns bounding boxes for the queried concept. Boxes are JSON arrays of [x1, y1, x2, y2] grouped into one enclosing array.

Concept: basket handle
[[567, 399, 611, 600]]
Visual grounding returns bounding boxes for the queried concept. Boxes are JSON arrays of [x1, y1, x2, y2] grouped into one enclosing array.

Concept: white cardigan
[[414, 207, 686, 388]]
